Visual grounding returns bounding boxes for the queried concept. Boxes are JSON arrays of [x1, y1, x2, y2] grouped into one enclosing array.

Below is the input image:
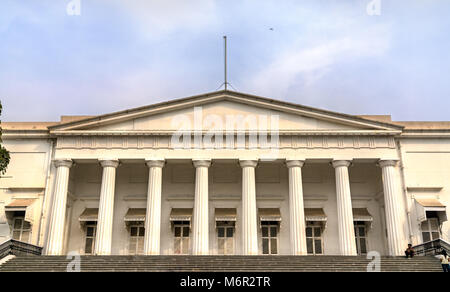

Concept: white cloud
[[248, 24, 391, 96]]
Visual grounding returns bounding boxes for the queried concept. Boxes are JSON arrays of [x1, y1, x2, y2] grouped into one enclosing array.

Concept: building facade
[[0, 91, 448, 256]]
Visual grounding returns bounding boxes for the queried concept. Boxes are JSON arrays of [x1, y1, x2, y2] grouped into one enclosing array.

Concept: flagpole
[[224, 35, 227, 90]]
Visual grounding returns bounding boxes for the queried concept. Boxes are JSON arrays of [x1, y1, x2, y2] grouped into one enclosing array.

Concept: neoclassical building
[[0, 90, 448, 257]]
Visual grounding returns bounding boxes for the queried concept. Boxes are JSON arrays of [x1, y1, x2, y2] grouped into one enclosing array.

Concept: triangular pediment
[[49, 91, 403, 134]]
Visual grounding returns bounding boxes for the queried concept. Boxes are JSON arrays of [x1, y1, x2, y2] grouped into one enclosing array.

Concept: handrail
[[412, 238, 450, 256], [0, 239, 43, 259]]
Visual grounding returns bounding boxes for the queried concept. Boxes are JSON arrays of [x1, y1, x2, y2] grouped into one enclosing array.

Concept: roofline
[[48, 90, 229, 130], [48, 90, 404, 131], [50, 129, 403, 136], [2, 129, 51, 139], [225, 91, 404, 130]]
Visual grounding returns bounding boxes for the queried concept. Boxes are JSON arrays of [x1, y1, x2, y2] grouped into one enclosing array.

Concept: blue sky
[[1, 0, 449, 121]]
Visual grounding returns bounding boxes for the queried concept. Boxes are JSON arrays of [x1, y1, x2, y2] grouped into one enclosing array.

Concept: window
[[84, 222, 97, 254], [261, 221, 278, 255], [421, 216, 440, 243], [354, 221, 368, 255], [129, 223, 145, 255], [217, 221, 235, 255], [11, 216, 31, 243], [174, 221, 190, 254], [306, 222, 323, 255]]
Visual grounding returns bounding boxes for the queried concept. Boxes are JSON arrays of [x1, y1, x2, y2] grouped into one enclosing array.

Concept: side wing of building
[[0, 123, 56, 246], [397, 122, 450, 245]]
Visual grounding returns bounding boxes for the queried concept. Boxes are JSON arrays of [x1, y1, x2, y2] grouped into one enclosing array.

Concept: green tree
[[0, 101, 10, 175]]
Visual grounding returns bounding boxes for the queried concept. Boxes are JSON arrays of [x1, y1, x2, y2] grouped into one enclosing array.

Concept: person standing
[[439, 250, 449, 272]]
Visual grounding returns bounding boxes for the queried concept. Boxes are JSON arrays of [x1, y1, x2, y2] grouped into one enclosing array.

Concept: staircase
[[0, 255, 442, 272]]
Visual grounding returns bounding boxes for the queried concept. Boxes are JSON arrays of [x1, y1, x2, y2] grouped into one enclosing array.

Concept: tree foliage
[[0, 101, 10, 175]]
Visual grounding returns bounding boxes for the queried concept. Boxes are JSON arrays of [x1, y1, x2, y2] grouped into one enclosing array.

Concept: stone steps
[[0, 255, 442, 272]]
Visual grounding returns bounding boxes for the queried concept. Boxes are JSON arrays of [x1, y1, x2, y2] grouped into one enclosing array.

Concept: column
[[192, 159, 211, 255], [45, 159, 73, 255], [379, 160, 404, 256], [332, 160, 357, 256], [240, 160, 258, 255], [94, 159, 119, 255], [144, 159, 165, 255], [286, 160, 307, 255]]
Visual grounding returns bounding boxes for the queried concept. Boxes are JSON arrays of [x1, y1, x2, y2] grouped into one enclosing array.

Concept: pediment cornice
[[48, 90, 404, 134]]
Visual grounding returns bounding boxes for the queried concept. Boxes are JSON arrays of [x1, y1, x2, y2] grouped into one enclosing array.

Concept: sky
[[0, 0, 449, 122]]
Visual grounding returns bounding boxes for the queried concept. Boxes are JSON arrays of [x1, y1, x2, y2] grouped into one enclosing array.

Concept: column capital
[[286, 160, 305, 168], [53, 159, 73, 168], [332, 160, 351, 168], [378, 160, 398, 168], [99, 159, 119, 168], [192, 159, 211, 168], [239, 159, 258, 168], [146, 159, 165, 168]]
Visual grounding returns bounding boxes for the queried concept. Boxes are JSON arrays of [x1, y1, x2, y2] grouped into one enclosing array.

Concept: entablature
[[55, 134, 398, 150]]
